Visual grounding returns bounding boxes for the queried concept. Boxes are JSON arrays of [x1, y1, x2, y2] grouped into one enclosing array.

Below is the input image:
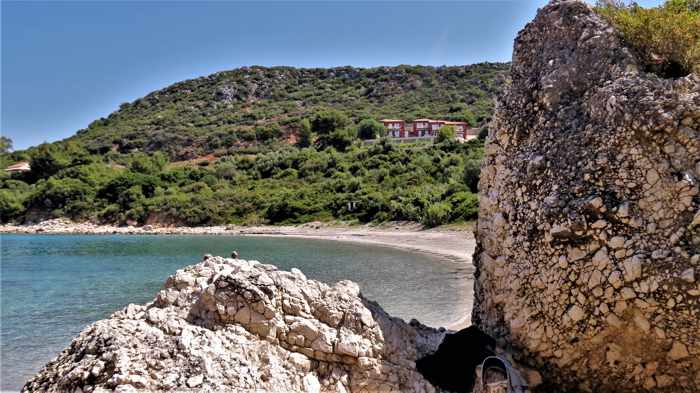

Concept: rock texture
[[473, 1, 700, 392], [23, 256, 445, 393]]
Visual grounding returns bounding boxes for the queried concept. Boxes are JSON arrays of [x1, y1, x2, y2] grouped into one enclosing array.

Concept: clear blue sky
[[1, 0, 663, 150]]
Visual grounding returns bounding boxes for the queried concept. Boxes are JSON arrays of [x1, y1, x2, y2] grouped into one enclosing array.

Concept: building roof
[[443, 121, 469, 125], [5, 161, 31, 172], [380, 118, 471, 126]]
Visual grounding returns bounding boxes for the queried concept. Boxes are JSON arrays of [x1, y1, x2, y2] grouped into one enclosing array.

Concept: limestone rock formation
[[473, 1, 700, 392], [23, 256, 445, 393]]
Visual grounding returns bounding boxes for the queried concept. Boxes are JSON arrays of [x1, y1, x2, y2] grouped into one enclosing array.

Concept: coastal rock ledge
[[23, 256, 445, 393], [473, 1, 699, 393]]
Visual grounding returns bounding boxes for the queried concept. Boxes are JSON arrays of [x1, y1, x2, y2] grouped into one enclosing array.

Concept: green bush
[[311, 109, 349, 135], [29, 177, 95, 218], [255, 124, 283, 142], [357, 119, 386, 140], [316, 128, 357, 152], [129, 152, 168, 174], [0, 189, 26, 222], [436, 126, 456, 143], [296, 119, 314, 148], [596, 0, 700, 77], [447, 191, 479, 221], [462, 108, 477, 127], [422, 202, 452, 227], [98, 172, 160, 204], [29, 144, 74, 180]]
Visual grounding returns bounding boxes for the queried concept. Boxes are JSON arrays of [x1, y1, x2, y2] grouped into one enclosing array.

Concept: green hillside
[[68, 63, 506, 159], [0, 64, 508, 226]]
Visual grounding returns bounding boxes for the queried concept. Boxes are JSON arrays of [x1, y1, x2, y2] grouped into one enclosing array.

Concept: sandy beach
[[1, 219, 476, 329]]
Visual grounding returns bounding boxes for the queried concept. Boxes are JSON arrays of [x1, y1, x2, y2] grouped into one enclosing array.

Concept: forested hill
[[60, 63, 508, 159], [0, 63, 508, 227]]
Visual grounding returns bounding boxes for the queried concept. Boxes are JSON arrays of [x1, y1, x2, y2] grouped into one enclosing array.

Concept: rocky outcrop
[[23, 256, 445, 393], [473, 1, 700, 392]]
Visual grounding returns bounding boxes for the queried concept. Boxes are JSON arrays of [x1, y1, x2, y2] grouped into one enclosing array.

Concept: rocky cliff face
[[23, 256, 445, 393], [473, 1, 700, 392]]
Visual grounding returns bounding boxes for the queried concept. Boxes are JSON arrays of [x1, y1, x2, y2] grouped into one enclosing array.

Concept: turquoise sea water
[[0, 234, 471, 391]]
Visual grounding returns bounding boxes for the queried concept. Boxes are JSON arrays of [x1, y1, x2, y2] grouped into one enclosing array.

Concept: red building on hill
[[380, 119, 406, 137], [381, 118, 473, 139]]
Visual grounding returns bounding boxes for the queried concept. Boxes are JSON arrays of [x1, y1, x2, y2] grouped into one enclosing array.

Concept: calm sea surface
[[0, 234, 470, 391]]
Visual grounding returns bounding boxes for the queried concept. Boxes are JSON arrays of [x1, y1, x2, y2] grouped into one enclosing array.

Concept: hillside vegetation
[[15, 64, 506, 160], [596, 0, 699, 77], [1, 64, 505, 226], [1, 139, 483, 227]]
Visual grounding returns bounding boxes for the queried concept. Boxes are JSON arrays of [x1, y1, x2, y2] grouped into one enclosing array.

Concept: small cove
[[0, 234, 471, 390]]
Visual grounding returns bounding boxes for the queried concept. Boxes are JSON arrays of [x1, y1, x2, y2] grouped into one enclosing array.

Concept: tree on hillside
[[255, 124, 283, 142], [436, 126, 456, 143], [296, 119, 314, 148], [316, 127, 356, 152], [311, 109, 349, 135], [357, 119, 386, 140], [29, 144, 73, 180], [129, 152, 168, 175], [0, 136, 13, 153], [462, 108, 478, 127], [28, 177, 96, 218]]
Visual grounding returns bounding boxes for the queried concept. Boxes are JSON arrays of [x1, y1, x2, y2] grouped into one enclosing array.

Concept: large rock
[[23, 256, 445, 392], [473, 1, 699, 392]]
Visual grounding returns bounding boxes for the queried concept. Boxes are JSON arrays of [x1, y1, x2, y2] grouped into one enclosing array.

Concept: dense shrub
[[255, 124, 283, 142], [447, 191, 479, 221], [436, 126, 456, 143], [29, 178, 95, 218], [462, 108, 477, 127], [129, 152, 168, 174], [0, 189, 26, 222], [422, 202, 452, 227], [357, 119, 386, 140], [29, 144, 74, 180], [596, 0, 700, 77], [316, 128, 357, 152], [296, 119, 314, 148], [0, 135, 484, 226], [311, 109, 349, 135]]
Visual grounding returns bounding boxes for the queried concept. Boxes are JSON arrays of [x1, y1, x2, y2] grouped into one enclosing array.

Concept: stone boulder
[[473, 1, 699, 392], [23, 256, 445, 392]]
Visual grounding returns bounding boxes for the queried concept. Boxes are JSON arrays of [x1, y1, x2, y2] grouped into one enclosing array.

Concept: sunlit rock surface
[[23, 256, 445, 392], [473, 1, 700, 392]]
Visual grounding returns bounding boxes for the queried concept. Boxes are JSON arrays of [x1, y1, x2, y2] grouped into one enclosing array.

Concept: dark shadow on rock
[[416, 326, 496, 393]]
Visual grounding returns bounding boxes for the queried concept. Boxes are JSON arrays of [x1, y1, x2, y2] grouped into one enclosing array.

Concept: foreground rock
[[473, 1, 699, 392], [24, 256, 445, 392]]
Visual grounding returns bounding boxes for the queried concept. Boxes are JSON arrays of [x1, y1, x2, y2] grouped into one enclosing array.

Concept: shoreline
[[0, 219, 475, 263], [1, 219, 475, 329]]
